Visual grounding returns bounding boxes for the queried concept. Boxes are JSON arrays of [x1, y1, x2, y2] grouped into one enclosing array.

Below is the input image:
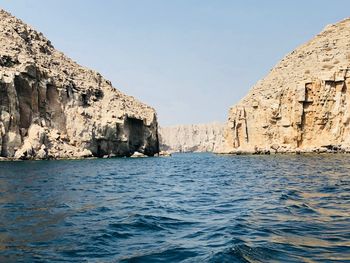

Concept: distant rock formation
[[159, 122, 227, 152], [0, 9, 159, 160], [225, 18, 350, 154]]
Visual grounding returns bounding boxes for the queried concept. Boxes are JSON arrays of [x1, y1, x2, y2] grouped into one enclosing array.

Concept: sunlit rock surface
[[159, 122, 227, 152], [0, 9, 159, 159], [226, 18, 350, 154]]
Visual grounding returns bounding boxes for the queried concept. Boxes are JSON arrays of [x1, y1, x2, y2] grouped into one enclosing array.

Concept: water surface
[[0, 153, 349, 262]]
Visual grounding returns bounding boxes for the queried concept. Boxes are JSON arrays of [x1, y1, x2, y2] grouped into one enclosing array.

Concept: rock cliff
[[0, 9, 159, 160], [226, 18, 350, 154], [159, 122, 227, 152]]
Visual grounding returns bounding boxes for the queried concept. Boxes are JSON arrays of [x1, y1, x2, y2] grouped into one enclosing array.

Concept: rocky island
[[225, 18, 350, 154], [0, 9, 159, 160]]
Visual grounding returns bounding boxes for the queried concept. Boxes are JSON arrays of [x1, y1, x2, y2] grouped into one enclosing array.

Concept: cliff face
[[0, 10, 159, 159], [226, 18, 350, 153], [159, 123, 227, 152]]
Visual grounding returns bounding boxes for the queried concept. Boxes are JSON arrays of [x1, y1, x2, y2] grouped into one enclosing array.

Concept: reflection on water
[[0, 154, 349, 262]]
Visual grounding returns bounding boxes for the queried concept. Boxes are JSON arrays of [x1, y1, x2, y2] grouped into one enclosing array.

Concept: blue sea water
[[0, 153, 349, 262]]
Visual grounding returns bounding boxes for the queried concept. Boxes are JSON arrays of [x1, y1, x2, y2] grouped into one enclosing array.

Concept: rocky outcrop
[[159, 122, 227, 152], [225, 18, 350, 154], [0, 9, 159, 159]]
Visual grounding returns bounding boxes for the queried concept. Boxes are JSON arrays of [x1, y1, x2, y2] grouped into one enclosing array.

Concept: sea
[[0, 153, 349, 262]]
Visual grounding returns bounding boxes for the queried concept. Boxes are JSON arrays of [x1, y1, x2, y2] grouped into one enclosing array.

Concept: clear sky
[[2, 1, 350, 126]]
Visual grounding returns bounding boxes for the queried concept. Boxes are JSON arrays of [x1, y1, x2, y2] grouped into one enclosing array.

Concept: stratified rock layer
[[226, 18, 350, 154], [0, 10, 159, 159], [159, 123, 227, 152]]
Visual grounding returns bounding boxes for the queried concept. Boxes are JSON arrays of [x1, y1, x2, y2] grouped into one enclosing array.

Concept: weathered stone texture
[[226, 18, 350, 154], [0, 9, 159, 159], [159, 123, 227, 152]]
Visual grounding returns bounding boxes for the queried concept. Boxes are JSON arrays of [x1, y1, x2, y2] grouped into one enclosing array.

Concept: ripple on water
[[0, 153, 349, 262]]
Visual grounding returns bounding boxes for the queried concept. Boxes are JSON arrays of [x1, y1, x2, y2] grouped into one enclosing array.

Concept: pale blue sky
[[2, 1, 350, 126]]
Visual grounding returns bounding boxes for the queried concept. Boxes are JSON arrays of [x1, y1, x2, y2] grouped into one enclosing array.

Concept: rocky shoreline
[[218, 144, 350, 155], [2, 9, 350, 160]]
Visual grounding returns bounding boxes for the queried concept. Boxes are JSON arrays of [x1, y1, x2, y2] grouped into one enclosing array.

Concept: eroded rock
[[130, 151, 147, 158], [159, 122, 228, 152], [0, 9, 159, 159], [225, 18, 350, 154]]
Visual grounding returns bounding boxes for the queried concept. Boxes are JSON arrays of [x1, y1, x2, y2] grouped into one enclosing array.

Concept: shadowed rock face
[[225, 18, 350, 154], [0, 9, 159, 159]]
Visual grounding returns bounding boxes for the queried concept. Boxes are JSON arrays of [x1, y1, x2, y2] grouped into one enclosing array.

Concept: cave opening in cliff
[[14, 74, 33, 129], [125, 117, 144, 152]]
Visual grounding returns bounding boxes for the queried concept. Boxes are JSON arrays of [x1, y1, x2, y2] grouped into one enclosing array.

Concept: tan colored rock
[[0, 9, 159, 159], [225, 18, 350, 154], [36, 144, 48, 160], [130, 151, 147, 158], [158, 151, 172, 157], [159, 122, 229, 152]]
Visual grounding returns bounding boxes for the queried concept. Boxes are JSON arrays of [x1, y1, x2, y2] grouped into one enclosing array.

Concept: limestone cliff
[[159, 123, 227, 152], [0, 9, 159, 159], [226, 18, 350, 154]]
